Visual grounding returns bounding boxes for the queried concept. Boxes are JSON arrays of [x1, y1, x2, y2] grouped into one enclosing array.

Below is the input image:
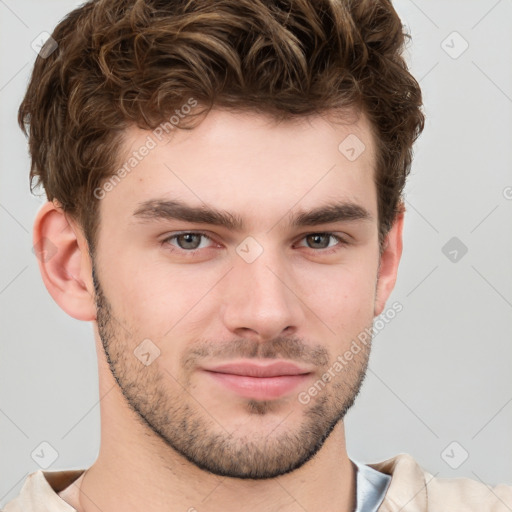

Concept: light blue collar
[[352, 458, 391, 512]]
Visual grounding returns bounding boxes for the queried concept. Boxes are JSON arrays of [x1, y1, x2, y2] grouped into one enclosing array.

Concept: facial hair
[[92, 262, 373, 480]]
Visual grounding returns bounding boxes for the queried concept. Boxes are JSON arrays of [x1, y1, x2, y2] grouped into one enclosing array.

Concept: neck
[[68, 344, 356, 512]]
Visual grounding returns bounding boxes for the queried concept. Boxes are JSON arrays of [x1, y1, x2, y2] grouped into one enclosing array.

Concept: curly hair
[[18, 0, 424, 255]]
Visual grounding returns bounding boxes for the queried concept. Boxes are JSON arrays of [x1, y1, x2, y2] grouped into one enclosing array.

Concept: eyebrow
[[132, 198, 372, 230]]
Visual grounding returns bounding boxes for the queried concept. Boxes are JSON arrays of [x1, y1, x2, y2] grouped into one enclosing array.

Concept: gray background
[[1, 0, 511, 506]]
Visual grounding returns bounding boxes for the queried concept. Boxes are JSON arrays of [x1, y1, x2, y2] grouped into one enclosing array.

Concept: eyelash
[[160, 231, 349, 256]]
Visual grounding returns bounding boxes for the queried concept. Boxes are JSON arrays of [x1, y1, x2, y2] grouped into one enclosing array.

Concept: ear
[[374, 207, 404, 316], [33, 201, 97, 321]]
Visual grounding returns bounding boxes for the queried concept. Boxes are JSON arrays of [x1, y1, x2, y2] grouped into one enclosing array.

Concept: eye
[[160, 231, 349, 257], [296, 232, 348, 251], [162, 231, 214, 252]]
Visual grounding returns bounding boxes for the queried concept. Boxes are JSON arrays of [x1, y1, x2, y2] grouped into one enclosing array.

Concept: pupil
[[180, 234, 200, 249], [308, 234, 328, 248]]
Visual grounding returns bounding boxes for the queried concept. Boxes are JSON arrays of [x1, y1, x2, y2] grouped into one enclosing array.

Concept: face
[[92, 109, 384, 479]]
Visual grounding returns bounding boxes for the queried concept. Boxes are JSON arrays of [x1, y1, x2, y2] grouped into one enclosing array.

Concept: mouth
[[202, 361, 313, 400]]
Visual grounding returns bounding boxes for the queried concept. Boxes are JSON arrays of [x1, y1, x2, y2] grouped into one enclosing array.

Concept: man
[[5, 0, 511, 510]]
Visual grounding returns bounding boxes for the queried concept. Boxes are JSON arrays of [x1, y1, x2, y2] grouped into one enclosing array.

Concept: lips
[[202, 361, 313, 400], [205, 361, 311, 377]]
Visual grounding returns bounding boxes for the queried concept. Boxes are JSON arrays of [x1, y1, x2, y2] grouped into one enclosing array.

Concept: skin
[[34, 108, 403, 512]]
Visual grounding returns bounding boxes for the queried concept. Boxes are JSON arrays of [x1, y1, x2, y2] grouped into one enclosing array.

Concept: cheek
[[109, 258, 222, 345], [322, 279, 375, 335], [98, 254, 173, 334], [292, 256, 378, 331]]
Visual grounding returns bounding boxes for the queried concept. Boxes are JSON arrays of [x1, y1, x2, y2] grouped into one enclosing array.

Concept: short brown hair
[[19, 0, 424, 255]]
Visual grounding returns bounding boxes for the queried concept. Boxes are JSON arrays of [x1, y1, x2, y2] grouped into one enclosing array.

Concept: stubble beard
[[92, 262, 372, 479]]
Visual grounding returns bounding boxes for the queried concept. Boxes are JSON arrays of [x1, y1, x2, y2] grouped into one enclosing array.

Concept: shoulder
[[368, 453, 512, 511], [2, 468, 84, 511]]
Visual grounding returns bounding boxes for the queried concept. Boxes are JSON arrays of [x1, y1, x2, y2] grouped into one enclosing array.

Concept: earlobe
[[33, 201, 97, 321], [374, 209, 404, 317]]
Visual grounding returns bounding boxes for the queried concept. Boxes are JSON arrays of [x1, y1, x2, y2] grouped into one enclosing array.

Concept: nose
[[220, 249, 305, 342]]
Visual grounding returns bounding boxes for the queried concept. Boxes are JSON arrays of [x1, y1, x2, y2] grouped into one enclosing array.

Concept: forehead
[[101, 108, 378, 229], [144, 107, 376, 165]]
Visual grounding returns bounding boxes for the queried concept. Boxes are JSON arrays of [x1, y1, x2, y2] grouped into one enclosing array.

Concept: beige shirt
[[2, 453, 512, 511]]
